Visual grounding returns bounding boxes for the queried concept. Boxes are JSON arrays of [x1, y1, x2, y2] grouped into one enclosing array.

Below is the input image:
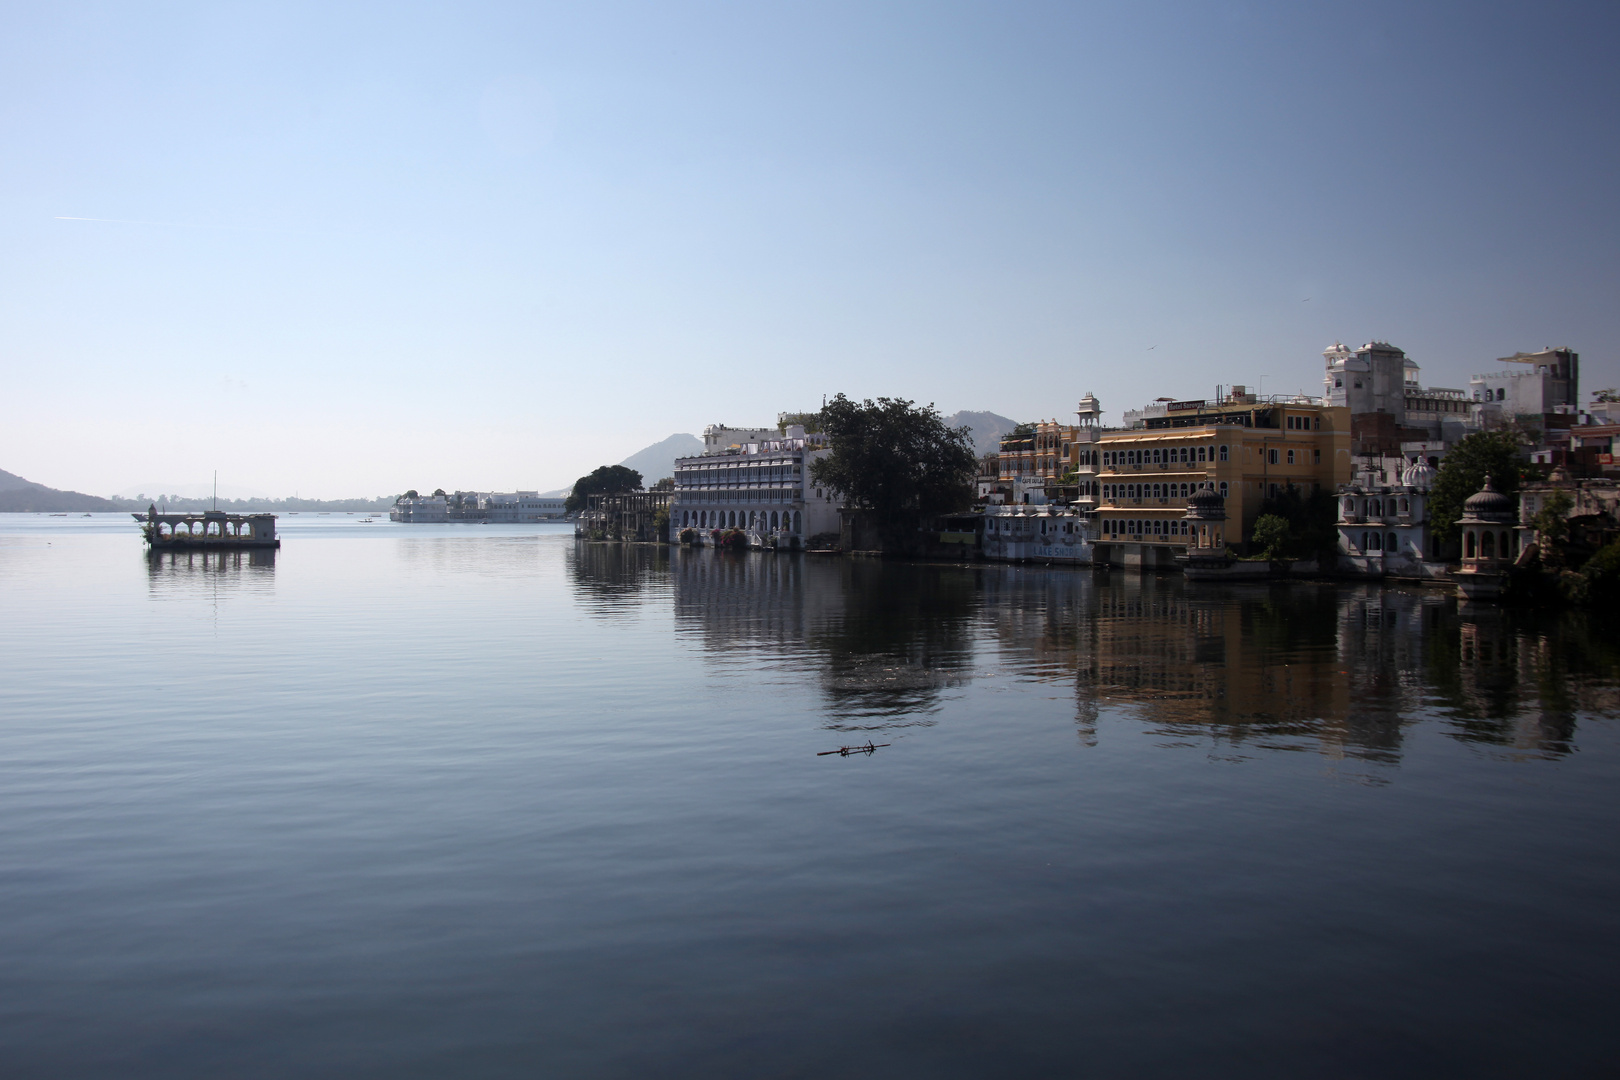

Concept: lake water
[[2, 514, 1618, 1077]]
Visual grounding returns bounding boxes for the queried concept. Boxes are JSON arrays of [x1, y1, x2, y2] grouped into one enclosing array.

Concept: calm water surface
[[2, 515, 1618, 1077]]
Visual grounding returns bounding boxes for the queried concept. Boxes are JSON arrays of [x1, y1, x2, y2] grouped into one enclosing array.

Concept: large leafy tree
[[810, 394, 977, 541], [565, 465, 643, 513], [1427, 430, 1525, 543]]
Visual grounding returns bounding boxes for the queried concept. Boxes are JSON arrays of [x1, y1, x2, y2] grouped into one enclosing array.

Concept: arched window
[[1342, 498, 1354, 516], [1361, 531, 1369, 551], [1219, 481, 1228, 497], [1219, 445, 1229, 461], [792, 511, 801, 533], [1482, 531, 1495, 558], [1387, 532, 1398, 553], [1465, 531, 1476, 558], [770, 511, 779, 529]]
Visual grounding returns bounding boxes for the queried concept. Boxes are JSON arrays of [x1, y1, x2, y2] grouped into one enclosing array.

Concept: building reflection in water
[[145, 547, 276, 600], [990, 570, 1614, 762], [581, 541, 1618, 759]]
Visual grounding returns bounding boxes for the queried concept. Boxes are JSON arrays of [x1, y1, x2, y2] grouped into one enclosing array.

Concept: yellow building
[[1095, 391, 1350, 566]]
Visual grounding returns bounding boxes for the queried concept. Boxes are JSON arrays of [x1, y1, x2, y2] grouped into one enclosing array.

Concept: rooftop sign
[[1166, 400, 1208, 412]]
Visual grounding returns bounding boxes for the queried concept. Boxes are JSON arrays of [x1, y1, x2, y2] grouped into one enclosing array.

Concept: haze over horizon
[[4, 1, 1617, 498]]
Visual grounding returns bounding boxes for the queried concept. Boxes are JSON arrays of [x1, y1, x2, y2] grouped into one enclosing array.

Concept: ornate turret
[[1455, 477, 1516, 601], [1185, 487, 1227, 521], [1181, 486, 1228, 567], [1462, 477, 1514, 523]]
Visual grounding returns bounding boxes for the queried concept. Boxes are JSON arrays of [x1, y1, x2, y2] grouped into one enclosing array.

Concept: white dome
[[1402, 459, 1436, 491]]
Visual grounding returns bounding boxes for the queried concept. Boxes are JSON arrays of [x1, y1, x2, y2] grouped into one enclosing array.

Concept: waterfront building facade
[[1093, 389, 1350, 566], [1335, 459, 1443, 575], [669, 424, 839, 547], [390, 494, 449, 522], [577, 489, 674, 542], [476, 492, 567, 522], [980, 504, 1094, 565]]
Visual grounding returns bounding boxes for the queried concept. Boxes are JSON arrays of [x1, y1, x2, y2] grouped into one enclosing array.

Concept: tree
[[1252, 514, 1291, 561], [1427, 430, 1525, 544], [432, 488, 446, 497], [1256, 485, 1338, 559], [1529, 489, 1574, 565], [810, 394, 978, 543], [403, 489, 419, 500], [777, 411, 823, 434], [1530, 489, 1573, 544], [565, 465, 643, 514]]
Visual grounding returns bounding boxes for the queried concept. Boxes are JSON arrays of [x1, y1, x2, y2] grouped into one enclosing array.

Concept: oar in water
[[817, 741, 891, 757]]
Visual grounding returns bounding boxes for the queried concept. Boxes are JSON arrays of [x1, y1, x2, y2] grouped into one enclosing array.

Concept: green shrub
[[1253, 514, 1291, 561]]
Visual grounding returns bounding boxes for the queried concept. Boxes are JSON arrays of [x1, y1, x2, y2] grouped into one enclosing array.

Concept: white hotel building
[[670, 424, 841, 547]]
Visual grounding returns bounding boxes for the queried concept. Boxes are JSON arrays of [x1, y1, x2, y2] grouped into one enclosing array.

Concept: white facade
[[390, 495, 449, 522], [1324, 341, 1409, 419], [1336, 460, 1443, 575], [476, 492, 567, 522], [1471, 347, 1580, 421], [981, 505, 1094, 564], [671, 425, 840, 547]]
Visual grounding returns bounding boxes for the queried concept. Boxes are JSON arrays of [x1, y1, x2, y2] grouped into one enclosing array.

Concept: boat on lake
[[134, 504, 279, 550]]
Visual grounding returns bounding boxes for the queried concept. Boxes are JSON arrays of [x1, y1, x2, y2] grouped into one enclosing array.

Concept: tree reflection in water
[[566, 539, 671, 617], [668, 550, 977, 729], [806, 559, 977, 729]]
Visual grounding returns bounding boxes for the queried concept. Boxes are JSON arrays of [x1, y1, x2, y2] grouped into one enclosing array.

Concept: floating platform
[[135, 506, 280, 550]]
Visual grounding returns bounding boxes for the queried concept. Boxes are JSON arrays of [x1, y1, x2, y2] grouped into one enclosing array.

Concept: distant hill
[[944, 411, 1022, 458], [0, 468, 393, 513], [0, 469, 120, 512], [618, 433, 703, 486]]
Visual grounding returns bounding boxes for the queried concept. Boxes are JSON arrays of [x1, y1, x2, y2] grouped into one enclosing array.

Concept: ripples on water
[[2, 516, 1618, 1077]]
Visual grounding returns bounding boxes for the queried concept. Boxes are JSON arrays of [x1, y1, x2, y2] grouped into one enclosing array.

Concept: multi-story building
[[1471, 347, 1580, 420], [993, 394, 1106, 506], [669, 424, 839, 547], [1093, 388, 1350, 566]]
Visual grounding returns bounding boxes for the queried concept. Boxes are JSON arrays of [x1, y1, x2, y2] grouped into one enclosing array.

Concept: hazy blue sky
[[4, 1, 1616, 497]]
